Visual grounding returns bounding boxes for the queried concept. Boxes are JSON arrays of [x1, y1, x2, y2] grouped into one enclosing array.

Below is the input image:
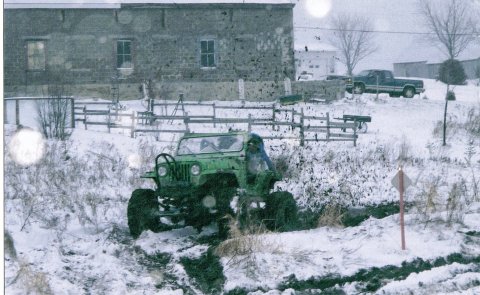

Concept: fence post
[[326, 112, 330, 142], [4, 100, 7, 124], [130, 111, 135, 138], [184, 111, 190, 133], [71, 98, 75, 128], [353, 120, 357, 147], [15, 99, 20, 125], [248, 114, 252, 133], [107, 109, 111, 133], [300, 108, 305, 147], [84, 106, 88, 130], [272, 104, 276, 130], [213, 103, 216, 127]]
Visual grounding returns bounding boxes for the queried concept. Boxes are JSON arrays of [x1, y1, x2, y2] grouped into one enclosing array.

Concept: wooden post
[[272, 104, 276, 130], [70, 98, 75, 128], [399, 166, 406, 250], [326, 112, 330, 142], [15, 99, 20, 125], [353, 120, 357, 147], [4, 100, 7, 124], [107, 109, 111, 133], [300, 108, 305, 147], [130, 111, 135, 138], [213, 103, 216, 127], [184, 111, 190, 133], [84, 106, 88, 130], [248, 114, 252, 133]]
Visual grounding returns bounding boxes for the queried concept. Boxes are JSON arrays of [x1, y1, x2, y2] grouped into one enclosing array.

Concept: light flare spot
[[8, 129, 46, 166], [305, 0, 332, 18], [128, 154, 142, 169]]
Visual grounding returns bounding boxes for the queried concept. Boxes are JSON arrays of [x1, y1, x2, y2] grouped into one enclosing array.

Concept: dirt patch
[[180, 248, 225, 294], [278, 253, 480, 293]]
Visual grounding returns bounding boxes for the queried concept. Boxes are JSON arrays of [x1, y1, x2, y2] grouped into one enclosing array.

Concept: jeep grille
[[175, 163, 192, 182]]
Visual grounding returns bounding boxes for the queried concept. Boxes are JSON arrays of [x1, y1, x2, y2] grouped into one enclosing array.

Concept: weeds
[[465, 106, 480, 136], [317, 202, 344, 227], [4, 139, 133, 233]]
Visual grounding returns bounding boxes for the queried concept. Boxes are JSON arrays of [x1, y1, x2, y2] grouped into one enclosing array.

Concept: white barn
[[294, 43, 337, 80]]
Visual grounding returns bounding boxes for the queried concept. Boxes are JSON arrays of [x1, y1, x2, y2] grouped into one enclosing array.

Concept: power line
[[294, 25, 479, 36]]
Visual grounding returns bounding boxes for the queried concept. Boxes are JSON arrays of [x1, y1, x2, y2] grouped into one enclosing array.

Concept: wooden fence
[[73, 100, 360, 146], [4, 96, 76, 127]]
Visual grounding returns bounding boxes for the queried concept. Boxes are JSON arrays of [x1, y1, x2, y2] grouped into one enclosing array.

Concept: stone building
[[4, 0, 296, 100]]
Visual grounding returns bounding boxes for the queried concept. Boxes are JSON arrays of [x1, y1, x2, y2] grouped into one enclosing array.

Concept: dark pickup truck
[[346, 69, 424, 98]]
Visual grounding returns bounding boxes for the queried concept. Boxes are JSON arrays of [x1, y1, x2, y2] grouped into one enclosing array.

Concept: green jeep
[[127, 132, 298, 238]]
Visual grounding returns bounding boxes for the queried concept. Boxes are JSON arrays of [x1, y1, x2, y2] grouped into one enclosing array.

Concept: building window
[[27, 40, 46, 71], [200, 40, 215, 68], [117, 40, 132, 69]]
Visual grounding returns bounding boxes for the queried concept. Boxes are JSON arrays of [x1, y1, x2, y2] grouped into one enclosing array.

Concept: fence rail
[[4, 96, 362, 147], [73, 99, 361, 146]]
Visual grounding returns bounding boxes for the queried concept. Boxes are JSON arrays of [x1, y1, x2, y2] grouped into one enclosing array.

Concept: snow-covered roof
[[5, 0, 294, 9], [295, 43, 337, 52]]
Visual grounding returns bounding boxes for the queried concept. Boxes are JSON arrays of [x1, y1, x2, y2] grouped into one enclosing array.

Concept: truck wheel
[[353, 83, 365, 94], [265, 191, 298, 232], [403, 87, 415, 98], [127, 189, 159, 239]]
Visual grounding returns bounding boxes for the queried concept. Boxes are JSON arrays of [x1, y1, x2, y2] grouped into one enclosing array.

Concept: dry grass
[[215, 215, 281, 258], [317, 203, 344, 228]]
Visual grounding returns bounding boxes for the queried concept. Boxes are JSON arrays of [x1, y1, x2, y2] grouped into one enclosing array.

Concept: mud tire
[[127, 189, 159, 239]]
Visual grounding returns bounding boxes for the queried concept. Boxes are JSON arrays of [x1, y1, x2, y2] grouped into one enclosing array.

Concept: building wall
[[394, 58, 480, 79], [393, 61, 428, 78], [4, 3, 295, 100]]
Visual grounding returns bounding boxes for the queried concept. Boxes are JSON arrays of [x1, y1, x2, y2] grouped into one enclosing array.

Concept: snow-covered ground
[[4, 79, 480, 294]]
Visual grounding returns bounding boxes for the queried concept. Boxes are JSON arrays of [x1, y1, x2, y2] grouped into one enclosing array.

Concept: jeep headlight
[[158, 166, 168, 177], [190, 164, 201, 176]]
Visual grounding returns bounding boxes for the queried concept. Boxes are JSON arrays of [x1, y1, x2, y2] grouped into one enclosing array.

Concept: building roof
[[294, 42, 337, 52], [5, 0, 294, 9], [394, 40, 480, 65]]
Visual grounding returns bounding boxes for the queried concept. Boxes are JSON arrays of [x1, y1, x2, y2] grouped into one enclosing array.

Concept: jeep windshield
[[177, 134, 244, 155]]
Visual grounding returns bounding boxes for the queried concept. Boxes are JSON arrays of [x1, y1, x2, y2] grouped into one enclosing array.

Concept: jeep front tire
[[127, 189, 160, 238]]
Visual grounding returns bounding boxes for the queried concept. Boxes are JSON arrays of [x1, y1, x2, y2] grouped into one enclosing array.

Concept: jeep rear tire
[[265, 191, 298, 232], [127, 189, 160, 238]]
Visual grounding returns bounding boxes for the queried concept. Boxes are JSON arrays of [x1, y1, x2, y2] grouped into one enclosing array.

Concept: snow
[[4, 78, 480, 294]]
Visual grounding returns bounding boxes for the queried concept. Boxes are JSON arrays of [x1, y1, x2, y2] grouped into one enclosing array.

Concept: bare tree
[[419, 0, 478, 59], [328, 13, 377, 76], [36, 71, 72, 140]]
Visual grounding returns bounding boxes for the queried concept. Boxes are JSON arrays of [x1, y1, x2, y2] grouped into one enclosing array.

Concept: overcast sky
[[293, 0, 480, 74]]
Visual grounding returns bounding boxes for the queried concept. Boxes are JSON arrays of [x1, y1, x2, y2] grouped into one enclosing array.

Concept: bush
[[438, 59, 466, 85]]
